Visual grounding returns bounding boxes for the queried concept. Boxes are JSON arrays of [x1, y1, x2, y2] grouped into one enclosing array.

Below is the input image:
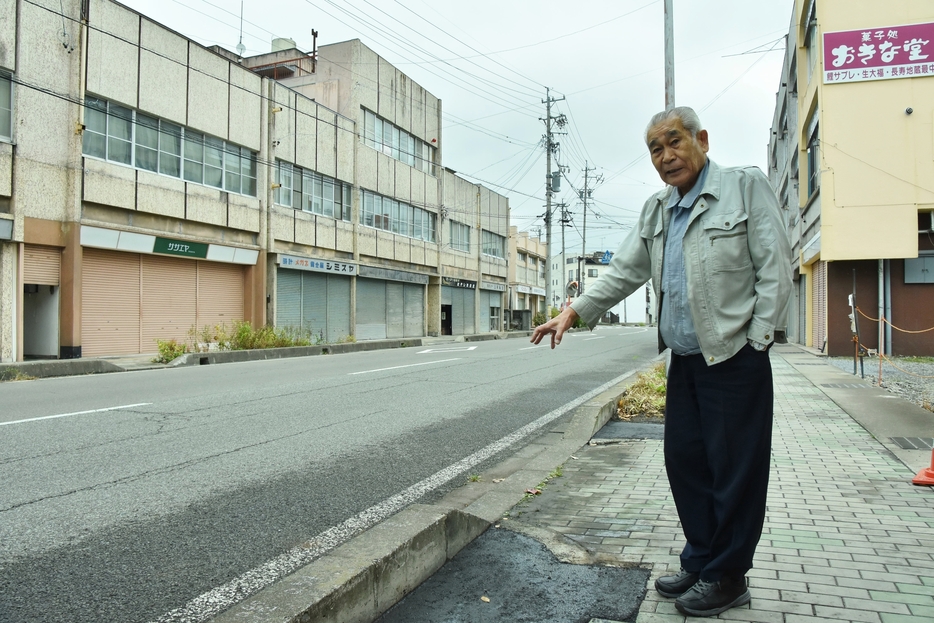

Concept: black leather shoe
[[675, 576, 751, 617], [654, 568, 700, 598]]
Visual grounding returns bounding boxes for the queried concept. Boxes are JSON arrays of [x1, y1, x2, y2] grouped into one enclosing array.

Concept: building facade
[[769, 0, 934, 356], [555, 250, 655, 325], [0, 0, 509, 362], [506, 226, 546, 330]]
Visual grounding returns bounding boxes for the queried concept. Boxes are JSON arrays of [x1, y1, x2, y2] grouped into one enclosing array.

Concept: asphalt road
[[0, 326, 658, 623]]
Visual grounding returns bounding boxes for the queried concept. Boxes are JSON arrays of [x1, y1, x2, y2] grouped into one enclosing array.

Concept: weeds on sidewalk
[[617, 361, 666, 420]]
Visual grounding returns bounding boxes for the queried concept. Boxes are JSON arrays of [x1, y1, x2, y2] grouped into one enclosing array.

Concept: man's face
[[646, 117, 709, 195]]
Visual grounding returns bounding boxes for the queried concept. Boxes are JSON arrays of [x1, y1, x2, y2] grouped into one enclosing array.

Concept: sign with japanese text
[[442, 277, 476, 289], [824, 22, 934, 84], [154, 237, 208, 259], [481, 282, 507, 292], [279, 254, 357, 275]]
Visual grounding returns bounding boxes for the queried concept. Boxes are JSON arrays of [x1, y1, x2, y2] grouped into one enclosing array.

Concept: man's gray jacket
[[570, 159, 793, 365]]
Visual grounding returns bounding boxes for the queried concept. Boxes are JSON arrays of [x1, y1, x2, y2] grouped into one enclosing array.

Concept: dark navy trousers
[[664, 344, 774, 581]]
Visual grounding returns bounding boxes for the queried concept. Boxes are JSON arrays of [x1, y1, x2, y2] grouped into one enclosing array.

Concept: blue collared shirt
[[659, 162, 709, 356]]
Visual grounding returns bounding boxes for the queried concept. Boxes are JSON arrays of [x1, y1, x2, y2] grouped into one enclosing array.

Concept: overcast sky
[[116, 0, 793, 255]]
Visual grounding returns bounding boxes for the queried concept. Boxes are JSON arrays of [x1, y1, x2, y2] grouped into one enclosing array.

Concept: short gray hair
[[644, 106, 703, 144]]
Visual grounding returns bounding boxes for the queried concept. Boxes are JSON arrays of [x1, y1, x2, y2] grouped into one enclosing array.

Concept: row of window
[[0, 74, 10, 142], [362, 109, 435, 175], [362, 190, 437, 243], [82, 97, 258, 196], [482, 230, 506, 259], [275, 161, 352, 221], [449, 220, 470, 252]]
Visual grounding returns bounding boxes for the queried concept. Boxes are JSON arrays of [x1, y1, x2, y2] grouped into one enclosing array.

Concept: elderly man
[[532, 106, 792, 617]]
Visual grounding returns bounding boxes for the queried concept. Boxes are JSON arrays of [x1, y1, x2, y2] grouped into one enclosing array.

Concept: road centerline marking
[[0, 403, 153, 427], [349, 359, 461, 375]]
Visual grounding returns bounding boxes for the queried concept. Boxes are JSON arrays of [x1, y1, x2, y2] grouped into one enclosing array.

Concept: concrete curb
[[211, 357, 662, 623], [0, 358, 124, 380], [172, 339, 424, 368]]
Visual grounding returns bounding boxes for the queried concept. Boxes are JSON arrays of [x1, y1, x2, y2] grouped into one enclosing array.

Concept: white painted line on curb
[[349, 358, 461, 375], [0, 403, 152, 427], [150, 369, 640, 623]]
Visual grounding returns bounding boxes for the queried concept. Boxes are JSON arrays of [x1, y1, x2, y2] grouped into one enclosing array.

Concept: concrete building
[[0, 0, 509, 362], [555, 250, 655, 325], [506, 226, 546, 330], [769, 0, 934, 356]]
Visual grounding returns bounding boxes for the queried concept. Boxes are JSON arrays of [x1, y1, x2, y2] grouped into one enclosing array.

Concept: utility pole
[[542, 87, 565, 313], [664, 0, 675, 109], [579, 161, 597, 295], [557, 202, 569, 307]]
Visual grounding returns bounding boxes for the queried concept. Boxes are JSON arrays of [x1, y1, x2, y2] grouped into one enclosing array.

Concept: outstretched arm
[[530, 307, 580, 349]]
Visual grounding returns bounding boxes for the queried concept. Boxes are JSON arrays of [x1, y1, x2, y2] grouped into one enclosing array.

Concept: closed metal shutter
[[356, 277, 387, 340], [24, 245, 61, 286], [326, 275, 352, 343], [451, 288, 465, 336], [82, 248, 141, 356], [141, 255, 197, 352], [463, 288, 476, 335], [276, 268, 303, 329], [386, 282, 404, 339], [303, 273, 328, 343], [812, 261, 827, 350], [797, 276, 807, 345], [198, 261, 244, 331], [403, 284, 423, 338]]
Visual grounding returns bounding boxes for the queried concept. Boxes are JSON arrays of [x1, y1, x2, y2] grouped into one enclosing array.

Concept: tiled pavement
[[511, 350, 934, 622]]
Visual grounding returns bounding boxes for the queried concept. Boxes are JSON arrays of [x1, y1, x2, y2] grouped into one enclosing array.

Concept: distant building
[[555, 251, 655, 325], [506, 226, 546, 330], [769, 0, 934, 356], [0, 0, 510, 361]]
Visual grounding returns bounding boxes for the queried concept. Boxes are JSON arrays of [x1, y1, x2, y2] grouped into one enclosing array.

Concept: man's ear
[[697, 129, 710, 153]]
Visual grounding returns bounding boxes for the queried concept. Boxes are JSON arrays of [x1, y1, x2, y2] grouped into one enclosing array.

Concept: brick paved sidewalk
[[512, 352, 934, 622]]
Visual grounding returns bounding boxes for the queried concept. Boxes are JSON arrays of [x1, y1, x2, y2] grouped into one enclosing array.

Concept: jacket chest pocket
[[702, 211, 751, 272]]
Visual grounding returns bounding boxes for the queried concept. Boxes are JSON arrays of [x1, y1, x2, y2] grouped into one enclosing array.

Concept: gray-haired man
[[532, 106, 792, 617]]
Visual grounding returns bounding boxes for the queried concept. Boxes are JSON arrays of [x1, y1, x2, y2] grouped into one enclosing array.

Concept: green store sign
[[154, 237, 209, 259]]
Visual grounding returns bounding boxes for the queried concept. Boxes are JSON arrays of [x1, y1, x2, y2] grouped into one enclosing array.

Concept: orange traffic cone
[[912, 449, 934, 486]]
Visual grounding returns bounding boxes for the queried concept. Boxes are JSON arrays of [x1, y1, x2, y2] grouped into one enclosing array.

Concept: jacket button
[[725, 221, 730, 226], [765, 334, 770, 340], [709, 356, 714, 362]]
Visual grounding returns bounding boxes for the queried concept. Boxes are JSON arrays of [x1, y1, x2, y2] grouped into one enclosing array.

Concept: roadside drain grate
[[821, 383, 873, 388], [890, 437, 934, 450]]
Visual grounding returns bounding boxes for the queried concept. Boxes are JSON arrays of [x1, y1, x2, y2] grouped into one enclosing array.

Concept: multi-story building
[[0, 0, 509, 362], [769, 0, 934, 356], [554, 250, 655, 325], [506, 226, 546, 329]]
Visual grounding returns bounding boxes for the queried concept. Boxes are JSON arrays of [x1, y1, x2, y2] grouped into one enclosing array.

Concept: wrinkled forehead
[[646, 122, 689, 148]]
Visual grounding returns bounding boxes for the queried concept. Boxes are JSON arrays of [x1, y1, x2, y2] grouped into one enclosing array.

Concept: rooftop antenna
[[236, 1, 246, 57]]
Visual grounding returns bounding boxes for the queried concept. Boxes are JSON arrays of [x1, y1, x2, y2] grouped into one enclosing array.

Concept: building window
[[274, 161, 352, 221], [0, 73, 11, 141], [361, 189, 436, 243], [804, 1, 818, 81], [449, 220, 470, 252], [588, 269, 599, 278], [362, 109, 435, 175], [482, 230, 506, 258], [807, 121, 819, 198], [82, 97, 257, 196], [517, 251, 527, 264]]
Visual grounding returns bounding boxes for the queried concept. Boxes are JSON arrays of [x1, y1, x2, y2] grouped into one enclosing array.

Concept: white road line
[[417, 346, 478, 354], [0, 403, 152, 427], [519, 345, 544, 351], [150, 368, 641, 623], [349, 358, 461, 375], [584, 336, 606, 341]]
